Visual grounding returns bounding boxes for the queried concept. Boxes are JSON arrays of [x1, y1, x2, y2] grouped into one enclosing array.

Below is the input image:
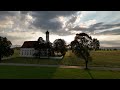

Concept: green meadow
[[1, 49, 120, 68], [0, 65, 120, 79], [1, 49, 120, 79]]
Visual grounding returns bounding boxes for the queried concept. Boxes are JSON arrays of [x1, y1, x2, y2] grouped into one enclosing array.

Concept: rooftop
[[21, 41, 37, 48]]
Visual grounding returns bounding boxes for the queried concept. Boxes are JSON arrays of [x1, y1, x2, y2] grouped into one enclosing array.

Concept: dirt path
[[0, 63, 120, 71]]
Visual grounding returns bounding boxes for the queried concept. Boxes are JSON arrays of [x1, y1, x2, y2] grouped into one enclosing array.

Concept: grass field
[[1, 49, 120, 79], [0, 65, 120, 79], [2, 49, 120, 68]]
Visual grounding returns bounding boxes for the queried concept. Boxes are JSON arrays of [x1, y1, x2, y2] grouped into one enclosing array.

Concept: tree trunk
[[85, 59, 88, 69]]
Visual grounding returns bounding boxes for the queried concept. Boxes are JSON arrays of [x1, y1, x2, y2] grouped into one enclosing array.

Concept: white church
[[20, 31, 51, 57]]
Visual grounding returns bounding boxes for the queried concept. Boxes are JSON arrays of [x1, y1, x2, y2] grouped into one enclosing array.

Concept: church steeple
[[46, 31, 49, 42]]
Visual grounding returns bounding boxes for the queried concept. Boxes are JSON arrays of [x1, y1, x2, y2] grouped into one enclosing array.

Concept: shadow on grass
[[85, 69, 94, 79], [1, 57, 64, 79], [1, 50, 89, 79]]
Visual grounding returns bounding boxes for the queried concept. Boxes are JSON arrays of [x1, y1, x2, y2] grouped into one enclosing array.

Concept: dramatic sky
[[0, 11, 120, 47]]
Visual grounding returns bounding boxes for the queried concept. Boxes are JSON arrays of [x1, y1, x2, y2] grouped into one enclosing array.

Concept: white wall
[[20, 48, 38, 57]]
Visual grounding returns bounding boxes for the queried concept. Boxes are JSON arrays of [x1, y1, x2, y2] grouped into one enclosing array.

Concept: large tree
[[74, 41, 92, 69], [70, 33, 92, 69], [0, 36, 13, 62], [53, 39, 67, 57]]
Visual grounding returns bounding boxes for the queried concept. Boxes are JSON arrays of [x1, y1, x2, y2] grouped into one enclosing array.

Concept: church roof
[[21, 41, 37, 48], [21, 41, 52, 48]]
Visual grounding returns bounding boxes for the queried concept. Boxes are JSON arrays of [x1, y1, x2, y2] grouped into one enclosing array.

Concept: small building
[[20, 31, 52, 58], [20, 41, 38, 57]]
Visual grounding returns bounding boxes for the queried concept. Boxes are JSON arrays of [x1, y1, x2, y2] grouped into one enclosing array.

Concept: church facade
[[20, 31, 51, 58]]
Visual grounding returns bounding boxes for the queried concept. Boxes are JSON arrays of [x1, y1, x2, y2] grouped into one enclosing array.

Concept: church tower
[[46, 31, 49, 42]]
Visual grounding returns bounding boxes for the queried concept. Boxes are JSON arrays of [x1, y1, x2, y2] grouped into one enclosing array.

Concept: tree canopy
[[70, 33, 96, 69], [0, 36, 14, 62], [53, 39, 67, 57]]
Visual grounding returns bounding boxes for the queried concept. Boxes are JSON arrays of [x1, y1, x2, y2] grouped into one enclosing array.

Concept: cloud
[[100, 40, 120, 47], [96, 29, 120, 35], [0, 11, 120, 47], [0, 30, 45, 45], [68, 22, 120, 35], [30, 11, 78, 33], [91, 34, 120, 47], [0, 11, 17, 18], [0, 11, 35, 32]]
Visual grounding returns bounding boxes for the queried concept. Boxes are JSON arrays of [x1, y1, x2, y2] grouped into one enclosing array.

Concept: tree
[[34, 37, 43, 58], [53, 39, 67, 57], [70, 33, 92, 69], [34, 37, 53, 58], [74, 43, 92, 69], [34, 37, 45, 58], [9, 48, 14, 56], [0, 36, 13, 62]]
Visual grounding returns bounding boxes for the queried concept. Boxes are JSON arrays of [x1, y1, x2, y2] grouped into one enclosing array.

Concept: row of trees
[[34, 37, 67, 58]]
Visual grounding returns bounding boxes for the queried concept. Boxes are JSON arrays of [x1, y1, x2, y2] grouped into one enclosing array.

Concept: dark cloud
[[0, 11, 17, 20], [90, 23, 120, 30], [0, 11, 30, 21], [30, 11, 77, 32], [69, 22, 120, 35], [89, 22, 104, 30], [31, 11, 77, 18], [0, 11, 80, 36], [0, 11, 120, 36], [69, 26, 87, 31], [67, 22, 105, 33], [96, 29, 120, 35], [33, 19, 63, 30], [55, 30, 73, 36], [0, 11, 16, 16]]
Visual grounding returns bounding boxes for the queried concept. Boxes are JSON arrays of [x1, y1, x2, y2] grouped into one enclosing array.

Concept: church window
[[27, 51, 28, 55], [22, 51, 23, 55], [25, 51, 26, 55]]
